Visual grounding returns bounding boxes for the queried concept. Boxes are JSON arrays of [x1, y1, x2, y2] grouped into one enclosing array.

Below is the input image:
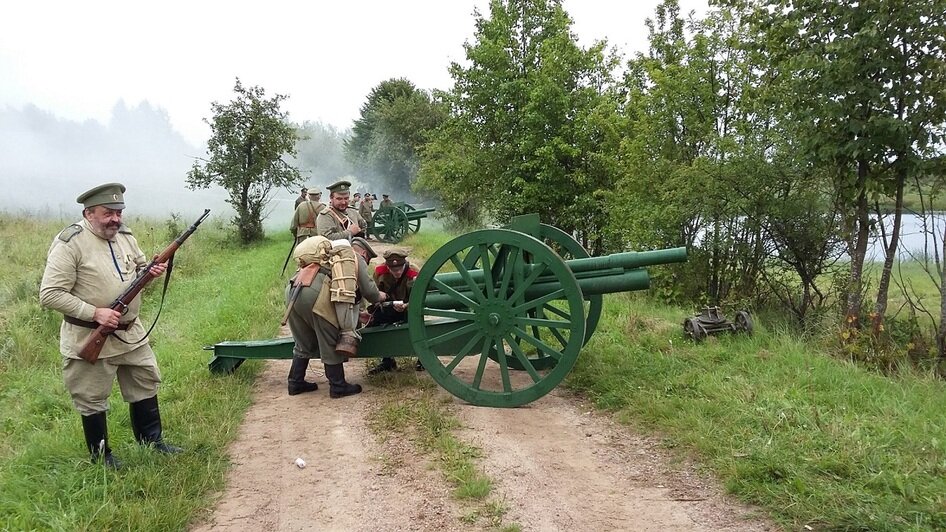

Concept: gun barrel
[[433, 246, 685, 291], [423, 269, 650, 310], [564, 247, 687, 273]]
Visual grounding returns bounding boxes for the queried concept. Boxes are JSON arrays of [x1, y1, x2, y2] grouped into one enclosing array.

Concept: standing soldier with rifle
[[290, 187, 324, 246], [294, 186, 308, 209], [39, 183, 192, 469]]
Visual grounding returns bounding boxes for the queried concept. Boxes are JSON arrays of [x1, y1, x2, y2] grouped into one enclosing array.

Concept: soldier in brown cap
[[368, 248, 423, 373], [290, 187, 324, 245], [316, 180, 367, 241], [379, 194, 394, 210], [39, 183, 182, 469]]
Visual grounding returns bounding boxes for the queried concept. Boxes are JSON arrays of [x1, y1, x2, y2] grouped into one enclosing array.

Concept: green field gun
[[206, 214, 687, 407], [369, 202, 437, 243]]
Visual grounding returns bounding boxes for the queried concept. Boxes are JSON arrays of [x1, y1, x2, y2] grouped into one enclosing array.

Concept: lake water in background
[[866, 213, 946, 262], [262, 202, 942, 263]]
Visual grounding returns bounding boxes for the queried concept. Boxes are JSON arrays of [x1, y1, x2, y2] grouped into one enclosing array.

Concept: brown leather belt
[[64, 315, 132, 330]]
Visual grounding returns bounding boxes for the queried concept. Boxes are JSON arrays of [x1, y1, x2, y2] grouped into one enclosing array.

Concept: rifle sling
[[327, 208, 350, 230], [107, 255, 175, 346]]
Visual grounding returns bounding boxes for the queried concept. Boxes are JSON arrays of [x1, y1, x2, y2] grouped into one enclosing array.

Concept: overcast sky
[[1, 0, 708, 146]]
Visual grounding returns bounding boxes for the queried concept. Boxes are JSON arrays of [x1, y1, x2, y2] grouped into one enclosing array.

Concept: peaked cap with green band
[[76, 182, 126, 209], [326, 180, 351, 194]]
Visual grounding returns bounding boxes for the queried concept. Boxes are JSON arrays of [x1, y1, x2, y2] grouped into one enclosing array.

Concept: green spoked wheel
[[373, 207, 409, 243], [408, 229, 586, 408], [469, 224, 603, 371], [402, 203, 422, 233], [528, 224, 603, 344]]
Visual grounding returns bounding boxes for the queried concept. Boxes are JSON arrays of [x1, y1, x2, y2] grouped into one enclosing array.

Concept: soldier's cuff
[[77, 303, 97, 322]]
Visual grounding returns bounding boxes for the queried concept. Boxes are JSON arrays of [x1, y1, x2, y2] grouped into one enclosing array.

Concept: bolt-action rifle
[[77, 209, 211, 363]]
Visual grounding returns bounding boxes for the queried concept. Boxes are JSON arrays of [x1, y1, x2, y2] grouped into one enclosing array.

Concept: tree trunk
[[845, 160, 871, 329], [872, 168, 905, 335], [939, 224, 946, 374]]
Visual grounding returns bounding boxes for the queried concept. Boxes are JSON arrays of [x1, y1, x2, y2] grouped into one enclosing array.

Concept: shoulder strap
[[304, 201, 318, 225], [326, 208, 350, 229], [295, 263, 321, 287], [58, 224, 83, 242]]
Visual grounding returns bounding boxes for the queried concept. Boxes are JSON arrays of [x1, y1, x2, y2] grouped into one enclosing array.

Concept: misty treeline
[[0, 97, 355, 226], [381, 0, 946, 371], [0, 101, 200, 217], [184, 75, 442, 244]]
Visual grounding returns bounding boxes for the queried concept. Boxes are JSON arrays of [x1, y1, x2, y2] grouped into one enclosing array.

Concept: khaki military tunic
[[379, 199, 394, 210], [291, 200, 325, 243], [39, 218, 161, 414], [359, 199, 373, 224], [40, 219, 151, 359], [317, 206, 365, 241], [286, 255, 383, 365]]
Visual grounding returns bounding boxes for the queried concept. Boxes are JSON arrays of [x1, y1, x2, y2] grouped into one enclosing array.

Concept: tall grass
[[0, 212, 289, 530], [4, 217, 945, 530], [569, 294, 946, 530]]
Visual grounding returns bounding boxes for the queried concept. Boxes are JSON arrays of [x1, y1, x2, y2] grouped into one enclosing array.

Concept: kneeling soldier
[[368, 248, 422, 373]]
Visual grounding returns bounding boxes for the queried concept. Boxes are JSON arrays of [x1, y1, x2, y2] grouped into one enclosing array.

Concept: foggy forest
[[0, 100, 357, 228]]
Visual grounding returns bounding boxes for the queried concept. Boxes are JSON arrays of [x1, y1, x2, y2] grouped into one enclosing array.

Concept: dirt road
[[190, 358, 773, 531], [190, 240, 775, 531]]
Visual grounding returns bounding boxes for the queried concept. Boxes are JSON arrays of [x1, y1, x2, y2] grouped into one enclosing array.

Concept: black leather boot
[[367, 357, 397, 375], [287, 357, 318, 395], [81, 412, 121, 469], [324, 363, 362, 398], [129, 396, 183, 454]]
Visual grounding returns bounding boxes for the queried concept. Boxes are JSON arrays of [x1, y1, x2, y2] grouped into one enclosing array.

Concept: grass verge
[[364, 367, 521, 532], [0, 213, 289, 530], [568, 294, 946, 531]]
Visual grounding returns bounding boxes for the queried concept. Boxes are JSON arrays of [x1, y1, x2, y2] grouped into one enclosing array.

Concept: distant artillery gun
[[206, 214, 687, 407], [369, 202, 436, 243], [682, 307, 753, 342]]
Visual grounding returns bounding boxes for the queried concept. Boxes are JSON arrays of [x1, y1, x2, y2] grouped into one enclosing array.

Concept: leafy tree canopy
[[345, 78, 446, 198], [187, 78, 301, 243], [418, 0, 621, 247]]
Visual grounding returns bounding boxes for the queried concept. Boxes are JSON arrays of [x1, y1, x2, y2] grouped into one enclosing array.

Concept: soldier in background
[[359, 192, 374, 240], [294, 187, 308, 208], [316, 180, 366, 241], [379, 194, 394, 210], [290, 188, 324, 245], [39, 182, 183, 469]]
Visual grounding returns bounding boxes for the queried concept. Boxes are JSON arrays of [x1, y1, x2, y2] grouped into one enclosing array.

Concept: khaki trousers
[[62, 343, 162, 415]]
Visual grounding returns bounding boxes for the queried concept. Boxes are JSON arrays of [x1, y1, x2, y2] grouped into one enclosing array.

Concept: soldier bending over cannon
[[284, 235, 388, 397]]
